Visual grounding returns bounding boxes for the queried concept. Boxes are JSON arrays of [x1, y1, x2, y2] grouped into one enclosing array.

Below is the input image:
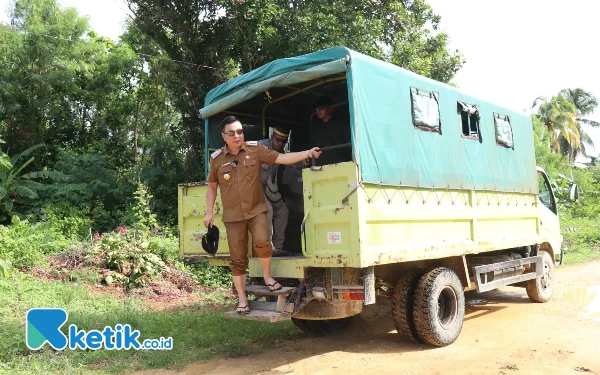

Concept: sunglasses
[[273, 136, 288, 144], [222, 129, 244, 136], [315, 106, 326, 111]]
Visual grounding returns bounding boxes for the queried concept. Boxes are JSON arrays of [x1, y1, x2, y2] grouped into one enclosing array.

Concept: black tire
[[391, 270, 425, 342], [291, 317, 351, 336], [526, 251, 554, 303], [413, 267, 465, 347], [558, 249, 564, 266]]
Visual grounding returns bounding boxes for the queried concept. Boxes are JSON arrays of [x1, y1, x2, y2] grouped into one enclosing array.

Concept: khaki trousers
[[224, 212, 272, 276]]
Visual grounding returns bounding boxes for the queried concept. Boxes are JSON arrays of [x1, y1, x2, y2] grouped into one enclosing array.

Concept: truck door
[[537, 170, 562, 263]]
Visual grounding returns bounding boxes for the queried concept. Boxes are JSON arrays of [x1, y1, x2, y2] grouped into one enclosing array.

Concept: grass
[[0, 272, 302, 375], [561, 216, 600, 264], [2, 213, 600, 375], [562, 242, 600, 264]]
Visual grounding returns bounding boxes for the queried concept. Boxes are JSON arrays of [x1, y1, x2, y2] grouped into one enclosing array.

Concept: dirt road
[[145, 259, 600, 375]]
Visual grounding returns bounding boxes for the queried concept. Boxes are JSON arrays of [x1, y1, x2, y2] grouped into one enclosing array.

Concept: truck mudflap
[[473, 256, 543, 293]]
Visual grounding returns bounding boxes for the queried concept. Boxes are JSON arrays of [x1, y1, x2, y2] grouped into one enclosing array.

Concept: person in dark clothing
[[259, 126, 291, 256], [310, 96, 352, 166]]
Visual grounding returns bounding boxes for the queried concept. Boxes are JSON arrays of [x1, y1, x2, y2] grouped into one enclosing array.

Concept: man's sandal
[[236, 304, 250, 314], [266, 281, 282, 292]]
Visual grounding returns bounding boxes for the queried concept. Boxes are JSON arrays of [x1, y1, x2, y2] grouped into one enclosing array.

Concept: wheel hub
[[437, 286, 458, 329], [541, 263, 552, 289]]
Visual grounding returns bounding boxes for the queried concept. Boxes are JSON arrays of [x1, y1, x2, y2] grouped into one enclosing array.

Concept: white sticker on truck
[[327, 232, 342, 244]]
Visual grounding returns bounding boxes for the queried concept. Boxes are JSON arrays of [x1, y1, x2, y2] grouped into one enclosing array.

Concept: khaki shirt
[[208, 141, 279, 223]]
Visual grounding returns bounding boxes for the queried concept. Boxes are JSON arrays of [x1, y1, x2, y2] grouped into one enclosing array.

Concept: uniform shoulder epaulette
[[210, 148, 223, 159], [245, 141, 258, 146]]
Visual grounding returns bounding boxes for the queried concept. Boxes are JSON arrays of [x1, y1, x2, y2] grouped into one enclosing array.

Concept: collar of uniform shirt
[[224, 143, 248, 156]]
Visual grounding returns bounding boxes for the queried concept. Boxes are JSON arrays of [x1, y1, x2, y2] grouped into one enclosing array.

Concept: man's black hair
[[314, 96, 334, 107], [221, 115, 240, 131]]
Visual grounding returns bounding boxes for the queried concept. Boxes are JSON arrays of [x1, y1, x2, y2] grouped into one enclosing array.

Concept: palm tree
[[532, 95, 580, 158], [559, 88, 598, 118], [559, 88, 600, 160]]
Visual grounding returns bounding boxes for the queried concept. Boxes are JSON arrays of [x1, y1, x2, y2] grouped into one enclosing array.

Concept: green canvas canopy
[[201, 46, 538, 194]]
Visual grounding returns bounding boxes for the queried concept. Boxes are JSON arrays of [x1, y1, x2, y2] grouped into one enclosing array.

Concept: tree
[[559, 88, 598, 118], [125, 0, 465, 178], [0, 0, 143, 168], [0, 0, 189, 227], [544, 88, 600, 162], [225, 0, 464, 80], [532, 116, 567, 175], [1, 0, 89, 158], [559, 88, 600, 159], [119, 27, 189, 223], [122, 1, 232, 178], [532, 95, 580, 159]]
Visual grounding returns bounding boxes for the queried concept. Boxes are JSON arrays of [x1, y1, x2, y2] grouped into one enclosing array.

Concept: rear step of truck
[[224, 285, 296, 322]]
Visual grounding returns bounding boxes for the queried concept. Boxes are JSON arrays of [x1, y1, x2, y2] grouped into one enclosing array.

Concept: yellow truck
[[179, 46, 570, 346]]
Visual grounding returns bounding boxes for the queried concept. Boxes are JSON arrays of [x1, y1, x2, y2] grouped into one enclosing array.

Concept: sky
[[1, 0, 600, 155], [0, 0, 130, 40], [426, 0, 600, 156]]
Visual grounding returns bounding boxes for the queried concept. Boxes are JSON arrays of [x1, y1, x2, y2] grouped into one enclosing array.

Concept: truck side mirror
[[569, 183, 579, 202]]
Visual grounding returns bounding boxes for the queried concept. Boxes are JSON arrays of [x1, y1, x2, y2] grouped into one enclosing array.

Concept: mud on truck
[[178, 46, 574, 346]]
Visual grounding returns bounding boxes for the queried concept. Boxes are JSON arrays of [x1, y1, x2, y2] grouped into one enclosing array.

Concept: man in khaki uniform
[[259, 126, 292, 256], [204, 116, 321, 314]]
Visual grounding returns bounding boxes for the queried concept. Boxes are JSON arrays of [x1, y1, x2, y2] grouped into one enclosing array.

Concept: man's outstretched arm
[[275, 147, 321, 165]]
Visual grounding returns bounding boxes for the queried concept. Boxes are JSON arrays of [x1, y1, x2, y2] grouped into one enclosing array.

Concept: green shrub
[[93, 229, 183, 288], [42, 203, 92, 240], [120, 181, 159, 233], [39, 144, 136, 232], [187, 260, 232, 289], [104, 249, 167, 287], [0, 216, 72, 267], [147, 235, 180, 264]]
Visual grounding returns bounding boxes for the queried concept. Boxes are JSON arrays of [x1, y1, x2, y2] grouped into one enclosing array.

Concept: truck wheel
[[413, 267, 465, 347], [391, 270, 425, 342], [526, 251, 554, 303], [291, 317, 351, 336]]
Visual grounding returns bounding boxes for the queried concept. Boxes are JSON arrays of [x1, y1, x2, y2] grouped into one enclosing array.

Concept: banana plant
[[0, 143, 57, 223]]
